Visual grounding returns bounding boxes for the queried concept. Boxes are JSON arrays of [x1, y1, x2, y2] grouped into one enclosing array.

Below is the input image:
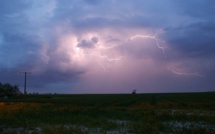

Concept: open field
[[0, 92, 215, 134]]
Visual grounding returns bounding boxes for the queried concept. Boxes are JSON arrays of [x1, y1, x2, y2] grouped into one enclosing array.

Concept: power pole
[[20, 72, 31, 95]]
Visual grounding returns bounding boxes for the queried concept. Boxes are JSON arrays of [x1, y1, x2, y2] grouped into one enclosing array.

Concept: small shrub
[[132, 89, 136, 94]]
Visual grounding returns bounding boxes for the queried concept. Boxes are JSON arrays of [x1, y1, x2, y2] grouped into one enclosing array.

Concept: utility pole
[[20, 72, 31, 95]]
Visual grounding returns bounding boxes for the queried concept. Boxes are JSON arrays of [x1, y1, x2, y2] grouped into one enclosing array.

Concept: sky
[[0, 0, 215, 94]]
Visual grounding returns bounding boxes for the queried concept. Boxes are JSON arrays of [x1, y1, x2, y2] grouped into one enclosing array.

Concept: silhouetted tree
[[0, 83, 5, 97], [0, 82, 22, 98], [132, 89, 137, 94]]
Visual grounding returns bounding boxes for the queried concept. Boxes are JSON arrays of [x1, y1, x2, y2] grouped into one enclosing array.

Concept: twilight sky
[[0, 0, 215, 93]]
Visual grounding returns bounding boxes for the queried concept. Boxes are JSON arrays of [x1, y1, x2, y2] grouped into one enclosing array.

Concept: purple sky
[[0, 0, 215, 93]]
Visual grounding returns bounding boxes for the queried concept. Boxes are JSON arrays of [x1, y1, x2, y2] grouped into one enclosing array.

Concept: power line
[[20, 72, 31, 95]]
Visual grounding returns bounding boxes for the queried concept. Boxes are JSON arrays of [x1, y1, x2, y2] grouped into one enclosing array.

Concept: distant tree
[[132, 89, 137, 94], [0, 83, 5, 97], [0, 83, 22, 98]]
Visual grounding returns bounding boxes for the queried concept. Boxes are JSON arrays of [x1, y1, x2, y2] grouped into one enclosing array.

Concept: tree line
[[0, 83, 22, 98]]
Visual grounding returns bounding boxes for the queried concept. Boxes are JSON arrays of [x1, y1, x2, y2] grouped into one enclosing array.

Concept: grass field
[[0, 92, 215, 134]]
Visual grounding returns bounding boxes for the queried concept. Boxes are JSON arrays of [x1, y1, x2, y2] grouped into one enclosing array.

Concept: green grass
[[0, 92, 215, 133]]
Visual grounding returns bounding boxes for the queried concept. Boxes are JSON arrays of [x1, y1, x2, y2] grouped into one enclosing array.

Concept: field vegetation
[[0, 92, 215, 133]]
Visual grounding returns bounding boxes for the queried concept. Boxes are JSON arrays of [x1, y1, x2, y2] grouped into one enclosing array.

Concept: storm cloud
[[0, 0, 215, 93]]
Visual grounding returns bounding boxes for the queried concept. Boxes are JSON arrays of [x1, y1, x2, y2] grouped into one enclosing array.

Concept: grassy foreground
[[0, 92, 215, 133]]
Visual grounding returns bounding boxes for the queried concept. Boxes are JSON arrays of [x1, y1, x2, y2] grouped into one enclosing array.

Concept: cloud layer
[[0, 0, 215, 93]]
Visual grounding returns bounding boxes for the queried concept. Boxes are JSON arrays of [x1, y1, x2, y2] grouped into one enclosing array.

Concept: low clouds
[[0, 0, 215, 93]]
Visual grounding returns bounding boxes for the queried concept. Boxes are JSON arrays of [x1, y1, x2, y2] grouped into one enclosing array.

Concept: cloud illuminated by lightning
[[60, 32, 203, 78], [75, 32, 168, 71], [75, 32, 202, 78]]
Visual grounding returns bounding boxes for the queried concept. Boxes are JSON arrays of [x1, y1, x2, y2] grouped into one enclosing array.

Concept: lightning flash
[[71, 32, 202, 78], [130, 33, 167, 57], [171, 69, 204, 77], [76, 32, 168, 71]]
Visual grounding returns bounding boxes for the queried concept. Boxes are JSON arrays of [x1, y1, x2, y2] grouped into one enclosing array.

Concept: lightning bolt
[[78, 32, 205, 78], [81, 42, 123, 71], [99, 55, 123, 62], [81, 51, 123, 62], [78, 32, 167, 71], [129, 32, 205, 78], [81, 52, 97, 56], [171, 69, 204, 77], [77, 33, 203, 77], [96, 44, 121, 49], [95, 32, 167, 61], [130, 33, 167, 57], [80, 48, 123, 71], [98, 62, 107, 72]]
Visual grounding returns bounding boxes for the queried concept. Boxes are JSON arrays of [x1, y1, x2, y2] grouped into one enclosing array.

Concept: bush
[[132, 89, 136, 94], [0, 82, 22, 98]]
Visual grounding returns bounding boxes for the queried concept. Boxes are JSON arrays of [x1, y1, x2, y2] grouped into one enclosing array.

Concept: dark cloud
[[164, 22, 215, 58], [0, 33, 41, 68], [77, 37, 98, 49], [162, 0, 215, 58], [0, 0, 28, 15], [0, 56, 85, 92], [176, 0, 215, 19]]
